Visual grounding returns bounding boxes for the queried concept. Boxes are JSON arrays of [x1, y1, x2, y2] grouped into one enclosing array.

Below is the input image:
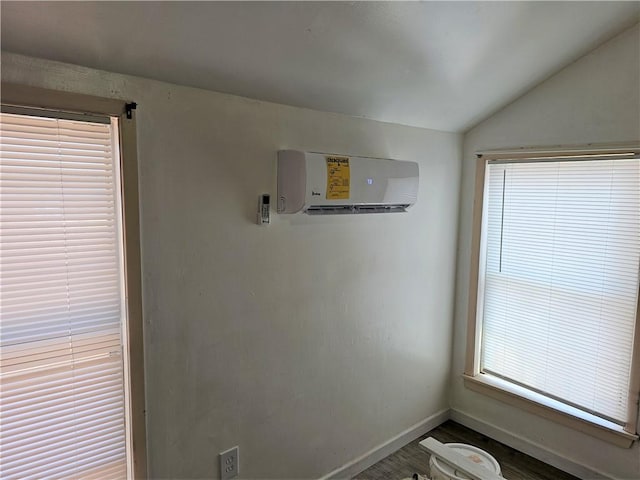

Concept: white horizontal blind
[[480, 156, 640, 424], [0, 112, 128, 479]]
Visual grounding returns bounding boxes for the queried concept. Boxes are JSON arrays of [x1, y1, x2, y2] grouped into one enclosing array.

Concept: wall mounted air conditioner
[[277, 150, 419, 215]]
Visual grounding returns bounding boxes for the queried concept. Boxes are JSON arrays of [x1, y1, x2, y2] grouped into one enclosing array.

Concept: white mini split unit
[[277, 150, 419, 215]]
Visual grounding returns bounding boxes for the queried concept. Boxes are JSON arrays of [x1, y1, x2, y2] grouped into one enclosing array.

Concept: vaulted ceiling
[[2, 1, 638, 132]]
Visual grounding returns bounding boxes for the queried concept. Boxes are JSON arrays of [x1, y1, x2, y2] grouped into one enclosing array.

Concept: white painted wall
[[452, 24, 640, 480], [1, 52, 461, 479]]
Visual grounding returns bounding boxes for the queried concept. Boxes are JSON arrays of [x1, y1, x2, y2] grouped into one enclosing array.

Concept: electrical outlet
[[219, 446, 239, 479]]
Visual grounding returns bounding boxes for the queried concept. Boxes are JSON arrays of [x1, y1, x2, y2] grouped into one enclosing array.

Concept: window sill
[[463, 373, 638, 448]]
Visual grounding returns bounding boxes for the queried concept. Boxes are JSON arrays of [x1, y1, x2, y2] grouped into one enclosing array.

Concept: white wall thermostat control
[[258, 194, 270, 225]]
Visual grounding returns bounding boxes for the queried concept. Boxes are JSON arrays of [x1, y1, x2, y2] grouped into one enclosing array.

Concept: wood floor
[[354, 421, 580, 480]]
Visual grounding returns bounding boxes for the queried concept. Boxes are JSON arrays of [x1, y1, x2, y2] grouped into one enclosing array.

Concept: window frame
[[1, 83, 148, 477], [464, 145, 640, 449]]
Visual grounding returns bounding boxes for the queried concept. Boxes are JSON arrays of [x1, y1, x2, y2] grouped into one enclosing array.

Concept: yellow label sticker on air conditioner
[[326, 156, 350, 200]]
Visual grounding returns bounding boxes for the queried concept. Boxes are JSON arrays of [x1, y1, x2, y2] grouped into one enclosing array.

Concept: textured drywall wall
[[453, 24, 640, 479], [1, 52, 461, 479]]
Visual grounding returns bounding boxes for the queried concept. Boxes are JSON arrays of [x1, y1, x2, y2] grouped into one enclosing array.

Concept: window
[[465, 147, 640, 447], [0, 87, 145, 479]]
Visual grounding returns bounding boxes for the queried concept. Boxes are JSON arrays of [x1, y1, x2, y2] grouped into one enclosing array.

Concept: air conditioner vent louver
[[306, 205, 410, 215], [277, 150, 419, 215]]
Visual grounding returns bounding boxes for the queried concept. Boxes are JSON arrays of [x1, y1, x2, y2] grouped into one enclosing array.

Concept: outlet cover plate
[[220, 446, 239, 479]]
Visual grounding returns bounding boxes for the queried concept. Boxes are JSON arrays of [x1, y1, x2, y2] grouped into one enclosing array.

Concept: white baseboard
[[320, 408, 450, 480], [450, 409, 613, 480], [320, 407, 616, 480]]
